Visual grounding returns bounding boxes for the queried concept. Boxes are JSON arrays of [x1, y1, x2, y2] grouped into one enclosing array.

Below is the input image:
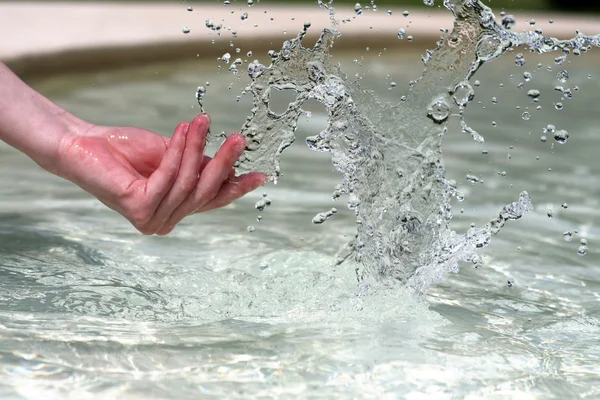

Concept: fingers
[[155, 133, 249, 234], [138, 121, 188, 223], [195, 172, 268, 213], [142, 114, 210, 233]]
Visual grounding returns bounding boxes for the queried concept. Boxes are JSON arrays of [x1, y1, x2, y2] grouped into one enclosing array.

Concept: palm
[[59, 115, 266, 235]]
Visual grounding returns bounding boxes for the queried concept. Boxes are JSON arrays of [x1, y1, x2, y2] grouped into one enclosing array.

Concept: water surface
[[2, 40, 600, 398]]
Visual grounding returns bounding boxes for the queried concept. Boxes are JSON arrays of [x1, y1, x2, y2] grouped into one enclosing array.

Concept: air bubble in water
[[501, 15, 516, 29], [452, 82, 475, 108], [554, 129, 569, 144], [477, 34, 504, 62], [427, 98, 450, 123]]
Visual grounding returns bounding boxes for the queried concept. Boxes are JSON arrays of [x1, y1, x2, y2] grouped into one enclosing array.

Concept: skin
[[0, 62, 267, 235]]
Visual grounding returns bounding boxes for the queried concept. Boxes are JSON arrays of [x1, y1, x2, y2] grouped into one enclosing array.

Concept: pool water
[[2, 45, 600, 398]]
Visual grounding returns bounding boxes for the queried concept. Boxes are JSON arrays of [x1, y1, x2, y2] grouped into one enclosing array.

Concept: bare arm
[[0, 62, 87, 174], [0, 62, 266, 234]]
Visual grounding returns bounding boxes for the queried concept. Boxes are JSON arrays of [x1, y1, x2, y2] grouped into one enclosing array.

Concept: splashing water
[[208, 0, 600, 290]]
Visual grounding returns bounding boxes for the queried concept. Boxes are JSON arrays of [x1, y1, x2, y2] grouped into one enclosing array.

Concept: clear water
[[3, 5, 600, 400]]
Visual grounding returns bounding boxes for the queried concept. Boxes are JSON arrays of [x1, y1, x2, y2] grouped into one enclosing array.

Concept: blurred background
[[5, 0, 600, 12]]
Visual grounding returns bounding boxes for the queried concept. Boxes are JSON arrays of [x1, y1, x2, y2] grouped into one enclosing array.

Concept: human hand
[[56, 114, 266, 235]]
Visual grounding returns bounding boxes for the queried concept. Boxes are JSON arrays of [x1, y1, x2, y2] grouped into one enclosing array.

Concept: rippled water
[[3, 8, 600, 400]]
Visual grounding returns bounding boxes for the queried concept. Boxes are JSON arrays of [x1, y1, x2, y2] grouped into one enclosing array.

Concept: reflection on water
[[2, 1, 600, 398]]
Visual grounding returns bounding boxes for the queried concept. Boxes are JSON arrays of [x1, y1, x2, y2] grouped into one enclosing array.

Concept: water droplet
[[312, 208, 338, 224], [255, 196, 272, 211], [241, 12, 249, 20], [397, 28, 406, 40], [562, 202, 569, 209], [521, 111, 531, 120], [557, 70, 569, 83], [523, 71, 532, 81], [515, 53, 525, 66], [195, 86, 206, 105], [304, 20, 311, 29], [354, 3, 363, 15], [402, 10, 409, 17], [577, 245, 588, 256], [555, 102, 564, 110], [564, 231, 573, 241], [247, 225, 256, 232], [554, 129, 569, 144], [507, 280, 513, 288], [221, 53, 231, 64], [547, 207, 554, 218], [501, 15, 516, 30], [427, 98, 450, 123], [540, 135, 547, 142], [527, 89, 540, 99], [259, 261, 269, 270], [187, 6, 193, 12], [182, 26, 190, 34], [423, 0, 434, 6], [387, 9, 392, 15]]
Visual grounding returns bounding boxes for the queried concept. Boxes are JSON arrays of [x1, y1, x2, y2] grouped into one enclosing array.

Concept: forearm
[[0, 62, 88, 174]]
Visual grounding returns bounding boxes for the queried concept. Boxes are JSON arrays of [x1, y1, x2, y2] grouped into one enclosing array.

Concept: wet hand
[[57, 114, 266, 235]]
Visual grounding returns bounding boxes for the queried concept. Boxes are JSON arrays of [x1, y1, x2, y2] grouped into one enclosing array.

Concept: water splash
[[209, 0, 599, 290]]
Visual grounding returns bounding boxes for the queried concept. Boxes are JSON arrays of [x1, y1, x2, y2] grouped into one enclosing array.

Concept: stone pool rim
[[0, 2, 596, 79]]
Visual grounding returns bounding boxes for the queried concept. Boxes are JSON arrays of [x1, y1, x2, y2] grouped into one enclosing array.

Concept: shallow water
[[2, 31, 600, 399]]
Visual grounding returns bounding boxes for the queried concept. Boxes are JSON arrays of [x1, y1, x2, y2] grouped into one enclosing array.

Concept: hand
[[56, 114, 266, 235]]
